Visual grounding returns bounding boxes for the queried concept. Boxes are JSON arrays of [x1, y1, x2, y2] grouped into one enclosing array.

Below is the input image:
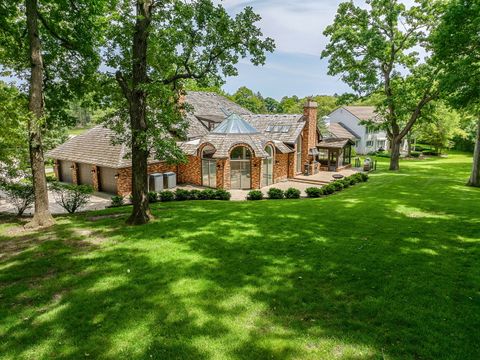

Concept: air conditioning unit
[[149, 173, 164, 192], [163, 172, 177, 189]]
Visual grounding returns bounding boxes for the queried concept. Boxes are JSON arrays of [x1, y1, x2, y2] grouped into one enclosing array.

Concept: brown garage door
[[99, 167, 118, 194], [59, 160, 73, 183], [78, 163, 93, 186]]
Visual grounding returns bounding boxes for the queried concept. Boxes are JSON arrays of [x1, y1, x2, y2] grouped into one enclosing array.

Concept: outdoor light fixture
[[70, 165, 75, 169], [114, 173, 120, 180], [91, 168, 96, 174]]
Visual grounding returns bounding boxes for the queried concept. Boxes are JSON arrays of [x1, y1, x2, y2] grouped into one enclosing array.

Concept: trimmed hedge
[[110, 195, 125, 207], [215, 189, 231, 200], [285, 187, 301, 199], [159, 190, 175, 202], [267, 188, 284, 199], [174, 189, 190, 201], [305, 187, 323, 198], [304, 172, 369, 199], [148, 191, 159, 203], [247, 190, 263, 200]]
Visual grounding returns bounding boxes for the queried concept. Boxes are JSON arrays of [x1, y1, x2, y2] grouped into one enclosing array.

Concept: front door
[[329, 151, 338, 171], [230, 160, 251, 189], [202, 159, 217, 188]]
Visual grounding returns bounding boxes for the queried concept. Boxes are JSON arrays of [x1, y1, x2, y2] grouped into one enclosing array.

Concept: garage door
[[78, 163, 93, 186], [99, 167, 118, 194], [59, 160, 73, 183]]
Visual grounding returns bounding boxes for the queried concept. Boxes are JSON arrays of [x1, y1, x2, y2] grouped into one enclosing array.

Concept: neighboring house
[[47, 92, 354, 196], [326, 106, 389, 154]]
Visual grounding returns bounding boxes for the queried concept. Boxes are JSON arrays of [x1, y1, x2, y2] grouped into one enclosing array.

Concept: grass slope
[[1, 153, 479, 360]]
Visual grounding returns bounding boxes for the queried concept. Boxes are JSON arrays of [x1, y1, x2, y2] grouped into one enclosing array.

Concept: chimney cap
[[304, 99, 318, 108]]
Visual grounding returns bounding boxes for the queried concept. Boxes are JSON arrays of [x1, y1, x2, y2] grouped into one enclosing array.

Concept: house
[[326, 106, 389, 154], [47, 92, 354, 196]]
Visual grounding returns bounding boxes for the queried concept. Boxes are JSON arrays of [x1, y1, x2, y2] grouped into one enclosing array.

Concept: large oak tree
[[0, 0, 108, 227], [432, 0, 480, 187], [103, 0, 274, 225], [322, 0, 440, 170]]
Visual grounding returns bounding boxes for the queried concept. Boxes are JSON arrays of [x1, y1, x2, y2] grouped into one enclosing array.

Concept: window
[[366, 127, 378, 134], [230, 146, 251, 160], [355, 140, 360, 148], [296, 136, 302, 173], [262, 145, 274, 187], [377, 140, 386, 149], [230, 146, 252, 189], [366, 140, 374, 147], [202, 145, 216, 188]]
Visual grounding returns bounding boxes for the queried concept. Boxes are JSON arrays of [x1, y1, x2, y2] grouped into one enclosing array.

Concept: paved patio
[[0, 168, 360, 214]]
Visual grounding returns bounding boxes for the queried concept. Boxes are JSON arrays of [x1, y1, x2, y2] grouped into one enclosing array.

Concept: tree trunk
[[126, 0, 153, 225], [25, 0, 54, 228], [389, 138, 401, 170], [467, 118, 480, 187]]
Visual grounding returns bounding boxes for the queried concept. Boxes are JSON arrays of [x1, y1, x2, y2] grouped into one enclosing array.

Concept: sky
[[217, 0, 352, 99]]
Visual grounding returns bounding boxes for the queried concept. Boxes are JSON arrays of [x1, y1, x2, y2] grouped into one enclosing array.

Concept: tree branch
[[36, 9, 75, 50], [115, 71, 132, 103]]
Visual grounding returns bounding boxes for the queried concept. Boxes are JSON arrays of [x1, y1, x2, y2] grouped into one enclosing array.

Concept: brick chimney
[[303, 99, 318, 157]]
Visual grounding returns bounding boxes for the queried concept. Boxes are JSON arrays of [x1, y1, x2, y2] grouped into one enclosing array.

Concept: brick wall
[[216, 159, 227, 189], [91, 165, 99, 191], [178, 155, 202, 185], [274, 152, 289, 182], [117, 162, 177, 196], [302, 100, 319, 175], [251, 157, 262, 189]]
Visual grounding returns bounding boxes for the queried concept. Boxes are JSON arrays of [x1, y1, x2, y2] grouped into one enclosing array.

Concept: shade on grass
[[0, 153, 479, 359]]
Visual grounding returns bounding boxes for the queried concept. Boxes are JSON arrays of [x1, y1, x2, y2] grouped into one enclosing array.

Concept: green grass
[[1, 153, 479, 359]]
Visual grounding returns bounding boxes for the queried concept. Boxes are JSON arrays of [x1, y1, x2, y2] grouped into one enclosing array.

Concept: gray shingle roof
[[318, 137, 353, 149], [243, 114, 305, 144], [343, 106, 383, 123], [328, 122, 360, 140]]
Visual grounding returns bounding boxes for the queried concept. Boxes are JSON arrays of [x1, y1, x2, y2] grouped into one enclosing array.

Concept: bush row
[[305, 173, 369, 198], [111, 188, 231, 207], [246, 187, 301, 201]]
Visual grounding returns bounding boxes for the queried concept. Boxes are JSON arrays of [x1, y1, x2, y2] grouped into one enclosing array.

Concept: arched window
[[201, 145, 216, 188], [262, 145, 274, 187], [230, 146, 252, 189]]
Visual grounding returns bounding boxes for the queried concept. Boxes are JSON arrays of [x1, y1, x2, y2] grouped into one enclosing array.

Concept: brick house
[[47, 92, 353, 196]]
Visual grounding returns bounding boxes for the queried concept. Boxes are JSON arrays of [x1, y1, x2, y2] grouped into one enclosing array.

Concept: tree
[[230, 86, 267, 113], [104, 0, 274, 225], [0, 0, 109, 227], [51, 182, 93, 214], [264, 97, 280, 113], [431, 0, 480, 186], [322, 0, 440, 170], [415, 103, 462, 154], [0, 182, 35, 216]]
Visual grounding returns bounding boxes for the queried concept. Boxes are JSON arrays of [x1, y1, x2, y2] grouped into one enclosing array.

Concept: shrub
[[267, 187, 284, 199], [340, 178, 350, 188], [214, 189, 231, 201], [174, 189, 190, 201], [159, 190, 174, 202], [305, 187, 323, 198], [148, 191, 159, 203], [360, 173, 369, 182], [376, 151, 391, 158], [50, 182, 93, 214], [247, 190, 263, 200], [346, 176, 358, 185], [110, 195, 125, 207], [323, 184, 336, 195], [0, 182, 35, 216], [284, 187, 301, 199], [189, 189, 202, 200], [199, 189, 215, 200], [410, 151, 421, 158], [331, 181, 344, 192]]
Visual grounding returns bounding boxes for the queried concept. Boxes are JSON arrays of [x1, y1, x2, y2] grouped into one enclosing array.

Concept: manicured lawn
[[1, 153, 479, 359]]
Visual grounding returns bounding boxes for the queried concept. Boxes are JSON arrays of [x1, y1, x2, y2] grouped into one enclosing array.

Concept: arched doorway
[[262, 145, 274, 187], [296, 136, 302, 173], [230, 146, 252, 189], [201, 145, 216, 188]]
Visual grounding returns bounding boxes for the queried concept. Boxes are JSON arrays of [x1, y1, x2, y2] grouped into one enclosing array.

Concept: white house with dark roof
[[326, 106, 389, 154]]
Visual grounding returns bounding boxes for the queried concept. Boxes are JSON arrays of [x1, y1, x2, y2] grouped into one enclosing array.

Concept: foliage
[[110, 195, 125, 208], [148, 191, 159, 203], [331, 181, 344, 192], [188, 189, 202, 200], [305, 187, 323, 198], [174, 189, 190, 201], [0, 82, 30, 179], [159, 190, 174, 202], [214, 189, 231, 201], [322, 0, 441, 170], [323, 184, 336, 195], [0, 181, 35, 216], [267, 188, 284, 200], [284, 187, 301, 199], [198, 189, 216, 200], [50, 182, 93, 214], [229, 87, 267, 113], [246, 190, 263, 200]]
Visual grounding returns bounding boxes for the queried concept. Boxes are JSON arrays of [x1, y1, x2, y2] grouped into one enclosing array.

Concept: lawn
[[1, 153, 479, 359]]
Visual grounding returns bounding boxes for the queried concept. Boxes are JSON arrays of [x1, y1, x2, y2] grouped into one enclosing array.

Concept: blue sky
[[217, 0, 352, 99]]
